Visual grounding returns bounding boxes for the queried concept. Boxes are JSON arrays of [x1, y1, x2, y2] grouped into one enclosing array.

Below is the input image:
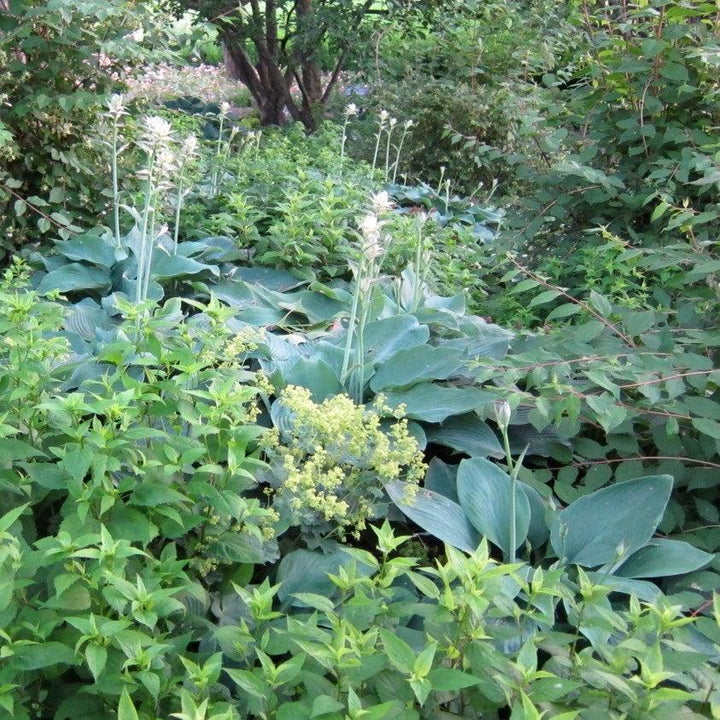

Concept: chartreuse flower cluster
[[266, 385, 425, 539]]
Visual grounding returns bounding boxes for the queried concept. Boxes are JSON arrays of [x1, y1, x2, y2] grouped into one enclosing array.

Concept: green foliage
[[346, 0, 577, 194], [0, 0, 141, 254], [511, 0, 720, 252], [0, 268, 274, 718]]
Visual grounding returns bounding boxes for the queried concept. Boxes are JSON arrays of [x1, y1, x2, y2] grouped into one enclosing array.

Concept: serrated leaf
[[85, 644, 107, 681], [117, 688, 139, 720], [380, 630, 415, 674]]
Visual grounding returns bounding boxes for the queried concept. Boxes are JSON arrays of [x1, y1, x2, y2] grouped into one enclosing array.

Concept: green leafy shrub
[[511, 0, 720, 254], [0, 272, 275, 718], [0, 0, 140, 254]]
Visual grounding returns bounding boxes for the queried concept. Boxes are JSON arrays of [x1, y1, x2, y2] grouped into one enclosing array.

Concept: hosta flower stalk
[[105, 94, 128, 250]]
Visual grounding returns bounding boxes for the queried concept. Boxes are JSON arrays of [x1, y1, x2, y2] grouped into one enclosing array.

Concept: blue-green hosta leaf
[[456, 458, 531, 555], [55, 233, 116, 267], [550, 475, 673, 568], [424, 413, 502, 458], [276, 547, 374, 604], [234, 266, 306, 291], [446, 322, 514, 360], [65, 299, 116, 339], [275, 357, 343, 402], [151, 253, 219, 280], [369, 345, 465, 391], [384, 384, 495, 424], [37, 263, 111, 294], [209, 281, 255, 307], [386, 480, 480, 553], [423, 458, 458, 502], [615, 539, 714, 579], [362, 315, 430, 365], [178, 236, 246, 262], [522, 484, 550, 549]]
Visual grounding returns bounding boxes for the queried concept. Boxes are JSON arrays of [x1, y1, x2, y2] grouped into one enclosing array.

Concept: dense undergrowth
[[0, 0, 719, 718]]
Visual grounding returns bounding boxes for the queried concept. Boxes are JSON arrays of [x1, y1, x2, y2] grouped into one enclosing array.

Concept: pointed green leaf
[[550, 475, 673, 568], [615, 539, 714, 578], [386, 481, 480, 552], [456, 458, 530, 555]]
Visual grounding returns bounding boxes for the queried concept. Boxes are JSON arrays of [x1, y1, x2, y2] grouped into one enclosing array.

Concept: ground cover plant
[[1, 0, 719, 718]]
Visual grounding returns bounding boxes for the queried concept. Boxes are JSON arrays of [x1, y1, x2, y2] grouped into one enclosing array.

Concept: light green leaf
[[427, 668, 480, 691], [310, 695, 344, 718], [588, 290, 612, 317], [85, 644, 107, 681], [691, 417, 720, 440], [117, 689, 139, 720], [13, 642, 76, 670]]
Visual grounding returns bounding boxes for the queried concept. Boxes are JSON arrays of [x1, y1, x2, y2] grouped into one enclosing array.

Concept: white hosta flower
[[106, 93, 127, 118], [389, 117, 397, 128], [360, 213, 384, 261], [345, 103, 358, 117], [379, 109, 389, 123], [404, 119, 414, 130], [128, 27, 145, 43], [155, 146, 177, 179], [141, 116, 173, 148], [494, 400, 511, 433], [360, 213, 380, 240], [220, 101, 231, 116], [358, 275, 374, 295], [182, 134, 199, 157], [370, 191, 393, 215]]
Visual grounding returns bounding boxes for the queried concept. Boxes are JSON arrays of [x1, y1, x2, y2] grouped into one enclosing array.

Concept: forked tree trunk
[[216, 0, 374, 132]]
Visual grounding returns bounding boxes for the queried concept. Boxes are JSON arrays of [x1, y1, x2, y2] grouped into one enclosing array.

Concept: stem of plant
[[500, 425, 517, 563], [392, 126, 410, 184], [339, 117, 349, 177], [111, 118, 121, 249], [384, 124, 395, 182], [341, 259, 364, 384], [172, 176, 184, 256], [135, 150, 157, 304], [212, 113, 225, 197], [372, 119, 385, 173], [412, 219, 424, 312]]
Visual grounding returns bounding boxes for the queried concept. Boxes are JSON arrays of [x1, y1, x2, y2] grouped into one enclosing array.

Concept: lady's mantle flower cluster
[[265, 385, 425, 539]]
